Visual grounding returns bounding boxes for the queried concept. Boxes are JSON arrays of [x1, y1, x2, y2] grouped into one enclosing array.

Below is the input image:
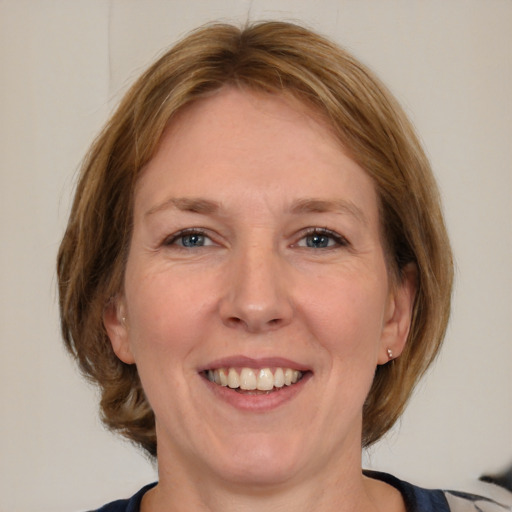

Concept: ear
[[377, 263, 417, 365], [103, 297, 136, 364]]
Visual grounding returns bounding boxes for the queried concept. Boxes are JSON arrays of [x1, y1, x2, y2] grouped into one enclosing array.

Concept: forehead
[[135, 86, 379, 223], [162, 87, 338, 163]]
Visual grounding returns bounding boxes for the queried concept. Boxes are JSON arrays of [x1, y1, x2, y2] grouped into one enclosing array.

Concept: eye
[[296, 228, 348, 249], [163, 229, 215, 248]]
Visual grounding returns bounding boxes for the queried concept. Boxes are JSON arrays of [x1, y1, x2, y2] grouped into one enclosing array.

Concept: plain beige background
[[1, 1, 511, 511]]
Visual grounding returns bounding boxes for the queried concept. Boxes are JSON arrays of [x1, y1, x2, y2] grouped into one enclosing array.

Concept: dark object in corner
[[480, 464, 512, 492]]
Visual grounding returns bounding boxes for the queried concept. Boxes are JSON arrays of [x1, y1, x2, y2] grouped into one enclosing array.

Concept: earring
[[387, 348, 393, 360]]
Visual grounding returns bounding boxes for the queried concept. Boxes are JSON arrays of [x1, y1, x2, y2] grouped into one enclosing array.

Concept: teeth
[[257, 368, 274, 391], [218, 368, 228, 386], [227, 368, 240, 389], [273, 368, 285, 388], [240, 368, 257, 390], [206, 367, 303, 391]]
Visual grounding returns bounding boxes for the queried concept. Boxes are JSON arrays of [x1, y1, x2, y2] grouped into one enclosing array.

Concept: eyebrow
[[290, 198, 368, 225], [145, 196, 367, 225], [145, 197, 221, 217]]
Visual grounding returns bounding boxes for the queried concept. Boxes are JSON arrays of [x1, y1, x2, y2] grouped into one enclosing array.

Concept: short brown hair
[[58, 21, 453, 457]]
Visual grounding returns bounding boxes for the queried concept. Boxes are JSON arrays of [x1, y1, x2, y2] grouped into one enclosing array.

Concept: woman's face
[[105, 87, 414, 487]]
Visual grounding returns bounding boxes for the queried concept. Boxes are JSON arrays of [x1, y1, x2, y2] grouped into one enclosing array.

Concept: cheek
[[301, 272, 388, 360], [122, 274, 200, 407], [123, 259, 226, 370], [124, 270, 202, 358]]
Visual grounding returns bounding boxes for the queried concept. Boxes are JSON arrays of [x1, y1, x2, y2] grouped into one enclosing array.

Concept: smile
[[205, 367, 303, 392]]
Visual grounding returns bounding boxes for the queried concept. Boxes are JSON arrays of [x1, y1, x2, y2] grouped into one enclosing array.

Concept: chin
[[208, 435, 306, 487]]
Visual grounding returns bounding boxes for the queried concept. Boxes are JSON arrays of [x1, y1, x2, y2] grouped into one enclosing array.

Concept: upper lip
[[198, 355, 311, 373]]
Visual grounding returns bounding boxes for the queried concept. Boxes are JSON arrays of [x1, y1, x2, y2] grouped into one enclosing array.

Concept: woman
[[57, 21, 508, 512]]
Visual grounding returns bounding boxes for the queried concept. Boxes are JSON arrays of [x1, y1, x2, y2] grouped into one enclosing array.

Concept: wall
[[0, 1, 510, 510]]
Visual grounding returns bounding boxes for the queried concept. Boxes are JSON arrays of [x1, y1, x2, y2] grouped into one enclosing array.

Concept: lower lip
[[202, 372, 311, 412]]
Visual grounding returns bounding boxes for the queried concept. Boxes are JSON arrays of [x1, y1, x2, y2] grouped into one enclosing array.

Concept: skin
[[104, 87, 415, 512]]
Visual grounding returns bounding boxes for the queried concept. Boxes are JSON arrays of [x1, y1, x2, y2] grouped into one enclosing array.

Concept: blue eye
[[180, 233, 207, 247], [297, 229, 347, 249], [305, 233, 334, 248], [164, 230, 214, 248]]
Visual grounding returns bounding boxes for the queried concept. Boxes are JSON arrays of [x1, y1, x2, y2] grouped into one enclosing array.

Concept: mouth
[[203, 367, 306, 394]]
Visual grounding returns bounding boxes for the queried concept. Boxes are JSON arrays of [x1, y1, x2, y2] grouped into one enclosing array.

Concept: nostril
[[220, 293, 294, 332], [224, 315, 282, 332]]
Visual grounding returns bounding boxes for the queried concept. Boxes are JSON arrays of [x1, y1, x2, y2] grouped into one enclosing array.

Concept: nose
[[219, 240, 293, 333]]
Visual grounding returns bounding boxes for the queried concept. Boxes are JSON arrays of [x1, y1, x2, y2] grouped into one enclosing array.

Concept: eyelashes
[[295, 227, 349, 249], [162, 228, 215, 248], [161, 227, 349, 251]]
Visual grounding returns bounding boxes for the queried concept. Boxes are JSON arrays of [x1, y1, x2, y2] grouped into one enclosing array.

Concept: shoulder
[[443, 489, 512, 512], [364, 470, 512, 512], [88, 483, 157, 512]]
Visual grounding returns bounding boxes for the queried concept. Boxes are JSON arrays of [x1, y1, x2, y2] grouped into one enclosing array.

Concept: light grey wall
[[1, 1, 510, 511]]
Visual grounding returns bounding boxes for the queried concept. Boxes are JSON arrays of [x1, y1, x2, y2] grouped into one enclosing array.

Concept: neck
[[144, 472, 379, 512], [142, 446, 397, 512]]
